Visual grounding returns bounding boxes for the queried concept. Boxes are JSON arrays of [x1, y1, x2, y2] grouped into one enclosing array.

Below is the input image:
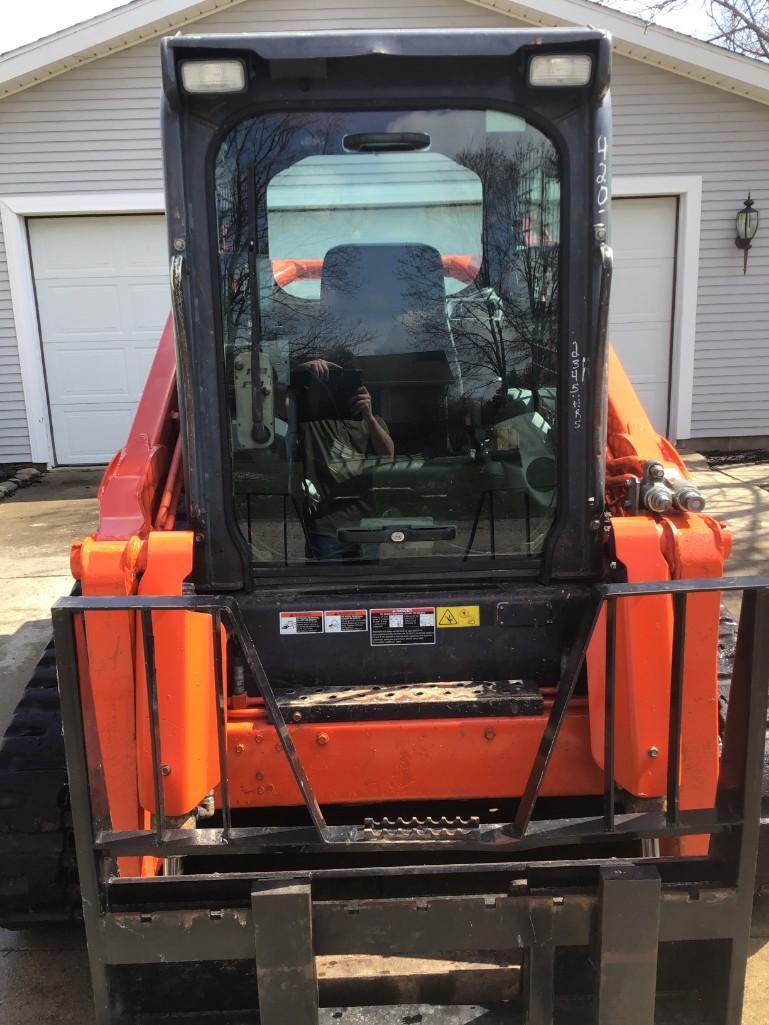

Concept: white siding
[[0, 4, 766, 458], [611, 54, 769, 439], [0, 0, 511, 461]]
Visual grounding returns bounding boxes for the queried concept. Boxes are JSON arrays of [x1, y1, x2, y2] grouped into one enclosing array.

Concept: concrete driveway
[[0, 462, 768, 1025], [0, 468, 100, 732], [0, 468, 100, 1025]]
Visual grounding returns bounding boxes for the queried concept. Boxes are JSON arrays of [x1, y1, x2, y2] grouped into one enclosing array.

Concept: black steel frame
[[52, 576, 769, 1025]]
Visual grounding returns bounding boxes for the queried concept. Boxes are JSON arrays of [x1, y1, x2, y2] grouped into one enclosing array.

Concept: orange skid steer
[[1, 27, 769, 1025]]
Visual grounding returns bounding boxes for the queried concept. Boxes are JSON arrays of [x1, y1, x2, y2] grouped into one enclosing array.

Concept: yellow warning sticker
[[436, 605, 481, 628]]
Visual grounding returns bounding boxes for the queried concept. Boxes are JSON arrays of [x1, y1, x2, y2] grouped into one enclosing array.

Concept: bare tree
[[451, 139, 560, 396], [606, 0, 769, 60]]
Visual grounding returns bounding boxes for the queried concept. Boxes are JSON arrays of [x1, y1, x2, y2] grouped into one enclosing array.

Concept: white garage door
[[29, 214, 169, 465], [609, 196, 678, 435]]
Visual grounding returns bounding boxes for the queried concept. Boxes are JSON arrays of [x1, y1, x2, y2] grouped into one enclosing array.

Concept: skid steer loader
[[2, 27, 769, 1025]]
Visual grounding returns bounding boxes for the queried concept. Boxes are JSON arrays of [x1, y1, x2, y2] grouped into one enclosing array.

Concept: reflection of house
[[517, 149, 560, 247], [267, 153, 483, 300], [0, 0, 768, 464]]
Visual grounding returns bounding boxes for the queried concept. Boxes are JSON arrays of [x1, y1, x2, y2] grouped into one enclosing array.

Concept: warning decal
[[279, 611, 323, 635], [437, 605, 481, 629], [370, 608, 436, 646], [324, 609, 368, 633]]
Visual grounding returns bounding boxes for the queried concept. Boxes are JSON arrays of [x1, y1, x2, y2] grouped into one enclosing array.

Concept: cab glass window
[[215, 109, 560, 565]]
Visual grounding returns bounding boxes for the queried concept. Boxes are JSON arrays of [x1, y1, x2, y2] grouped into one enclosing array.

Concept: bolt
[[254, 733, 264, 744], [257, 786, 264, 795], [317, 733, 329, 746], [672, 482, 707, 514], [266, 784, 274, 792], [256, 771, 264, 781], [609, 561, 618, 570], [643, 483, 673, 514], [173, 238, 186, 252], [292, 711, 302, 723], [484, 728, 496, 741], [235, 743, 245, 755], [590, 518, 602, 532], [648, 746, 659, 759], [161, 764, 172, 776], [595, 226, 607, 242]]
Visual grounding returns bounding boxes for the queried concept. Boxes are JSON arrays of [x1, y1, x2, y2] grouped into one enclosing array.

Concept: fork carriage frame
[[52, 576, 769, 1024]]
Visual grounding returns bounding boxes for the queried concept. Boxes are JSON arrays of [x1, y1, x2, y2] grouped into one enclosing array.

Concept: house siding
[[0, 0, 512, 462], [611, 54, 769, 439], [0, 3, 766, 459]]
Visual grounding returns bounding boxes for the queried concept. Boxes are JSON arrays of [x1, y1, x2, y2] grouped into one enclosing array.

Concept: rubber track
[[0, 641, 80, 928]]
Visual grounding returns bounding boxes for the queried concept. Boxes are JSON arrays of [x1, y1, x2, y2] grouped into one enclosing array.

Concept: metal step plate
[[275, 680, 542, 723]]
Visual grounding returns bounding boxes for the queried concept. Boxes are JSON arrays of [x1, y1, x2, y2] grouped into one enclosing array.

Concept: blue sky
[[1, 0, 715, 56]]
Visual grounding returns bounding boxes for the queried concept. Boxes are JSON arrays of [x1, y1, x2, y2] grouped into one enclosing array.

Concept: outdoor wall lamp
[[735, 193, 759, 274]]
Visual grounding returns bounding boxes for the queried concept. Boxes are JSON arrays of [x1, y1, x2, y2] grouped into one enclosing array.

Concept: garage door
[[609, 196, 678, 435], [29, 214, 168, 465], [27, 202, 677, 463]]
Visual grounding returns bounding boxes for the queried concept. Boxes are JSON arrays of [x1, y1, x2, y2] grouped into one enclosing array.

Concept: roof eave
[[466, 0, 769, 105], [0, 0, 249, 99], [0, 0, 768, 106]]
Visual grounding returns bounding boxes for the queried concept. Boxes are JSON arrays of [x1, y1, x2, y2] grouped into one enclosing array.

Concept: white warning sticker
[[324, 609, 368, 633], [370, 607, 436, 646], [279, 610, 323, 635]]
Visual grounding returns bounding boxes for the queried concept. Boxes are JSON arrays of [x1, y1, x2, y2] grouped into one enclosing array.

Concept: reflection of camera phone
[[331, 367, 363, 411], [291, 366, 363, 421]]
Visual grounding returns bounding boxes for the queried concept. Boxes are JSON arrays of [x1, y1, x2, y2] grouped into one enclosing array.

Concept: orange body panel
[[223, 706, 603, 807], [586, 518, 673, 797], [73, 536, 146, 876], [135, 532, 221, 818]]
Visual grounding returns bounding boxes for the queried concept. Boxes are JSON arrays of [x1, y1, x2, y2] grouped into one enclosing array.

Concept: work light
[[528, 54, 593, 87], [180, 59, 246, 93]]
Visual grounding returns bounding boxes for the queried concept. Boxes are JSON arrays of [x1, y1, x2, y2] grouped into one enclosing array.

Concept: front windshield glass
[[215, 109, 560, 566]]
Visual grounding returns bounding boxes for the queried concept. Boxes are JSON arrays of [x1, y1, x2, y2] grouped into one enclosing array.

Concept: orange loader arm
[[593, 344, 731, 855]]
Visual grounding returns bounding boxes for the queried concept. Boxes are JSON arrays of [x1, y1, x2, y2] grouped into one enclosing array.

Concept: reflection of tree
[[450, 140, 559, 399], [217, 116, 298, 347], [216, 114, 346, 356]]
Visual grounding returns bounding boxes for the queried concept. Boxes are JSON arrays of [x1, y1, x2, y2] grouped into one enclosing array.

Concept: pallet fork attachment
[[52, 577, 769, 1024]]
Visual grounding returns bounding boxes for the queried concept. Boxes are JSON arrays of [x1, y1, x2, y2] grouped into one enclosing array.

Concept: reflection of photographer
[[294, 359, 394, 561]]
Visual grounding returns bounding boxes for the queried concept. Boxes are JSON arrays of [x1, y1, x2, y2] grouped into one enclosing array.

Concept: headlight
[[180, 59, 246, 94], [528, 54, 593, 87]]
